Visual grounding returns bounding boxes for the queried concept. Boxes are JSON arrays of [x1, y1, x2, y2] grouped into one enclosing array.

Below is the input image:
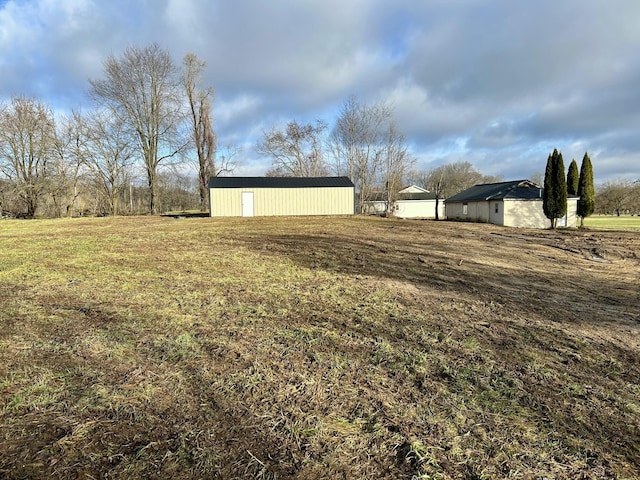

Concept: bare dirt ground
[[259, 218, 639, 332]]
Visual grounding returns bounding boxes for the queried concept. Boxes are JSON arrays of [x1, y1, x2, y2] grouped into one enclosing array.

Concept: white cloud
[[0, 0, 638, 183]]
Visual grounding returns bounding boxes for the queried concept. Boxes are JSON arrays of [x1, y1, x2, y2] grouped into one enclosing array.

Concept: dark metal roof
[[445, 180, 543, 203], [208, 176, 354, 189]]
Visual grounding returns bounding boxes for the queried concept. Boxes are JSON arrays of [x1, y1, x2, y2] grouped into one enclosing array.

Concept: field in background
[[584, 214, 640, 230], [1, 216, 639, 479]]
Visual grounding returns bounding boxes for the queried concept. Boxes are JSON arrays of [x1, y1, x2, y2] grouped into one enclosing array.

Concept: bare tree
[[381, 123, 415, 213], [83, 109, 136, 215], [258, 120, 328, 177], [414, 161, 502, 220], [0, 179, 14, 217], [158, 168, 199, 212], [633, 180, 640, 215], [418, 161, 501, 197], [530, 171, 544, 186], [183, 53, 218, 211], [330, 96, 392, 212], [49, 111, 88, 217], [214, 144, 240, 176], [414, 168, 446, 220], [0, 96, 55, 218], [90, 43, 187, 214], [596, 179, 635, 215]]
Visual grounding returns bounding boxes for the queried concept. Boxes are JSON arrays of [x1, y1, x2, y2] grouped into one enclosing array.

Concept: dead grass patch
[[1, 215, 639, 479]]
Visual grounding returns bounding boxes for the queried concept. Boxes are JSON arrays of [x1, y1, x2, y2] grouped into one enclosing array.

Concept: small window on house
[[495, 203, 499, 214], [463, 203, 468, 215]]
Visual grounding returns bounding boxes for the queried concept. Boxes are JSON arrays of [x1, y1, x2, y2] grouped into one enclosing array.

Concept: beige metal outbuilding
[[208, 176, 355, 217]]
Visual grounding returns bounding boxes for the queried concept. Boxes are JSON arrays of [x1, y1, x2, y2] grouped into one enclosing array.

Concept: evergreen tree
[[577, 152, 595, 227], [543, 149, 567, 228], [556, 150, 568, 222], [543, 152, 555, 224], [567, 159, 579, 196]]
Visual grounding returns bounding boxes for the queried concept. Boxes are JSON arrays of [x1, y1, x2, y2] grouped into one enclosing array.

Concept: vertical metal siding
[[209, 187, 354, 217], [210, 188, 242, 216]]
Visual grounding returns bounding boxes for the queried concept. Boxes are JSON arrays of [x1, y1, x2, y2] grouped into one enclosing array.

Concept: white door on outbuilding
[[241, 191, 254, 217]]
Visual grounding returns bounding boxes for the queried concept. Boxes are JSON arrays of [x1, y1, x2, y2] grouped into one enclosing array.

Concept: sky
[[1, 0, 639, 185]]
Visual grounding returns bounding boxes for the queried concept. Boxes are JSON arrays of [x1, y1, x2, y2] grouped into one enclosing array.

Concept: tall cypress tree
[[577, 152, 595, 227], [543, 152, 555, 226], [543, 149, 567, 228], [555, 150, 568, 222], [567, 159, 579, 196]]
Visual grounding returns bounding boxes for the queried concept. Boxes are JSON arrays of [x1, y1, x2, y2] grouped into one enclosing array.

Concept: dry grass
[[1, 215, 639, 479]]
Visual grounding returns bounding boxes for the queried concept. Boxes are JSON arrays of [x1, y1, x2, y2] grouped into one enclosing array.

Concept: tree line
[[0, 44, 233, 218], [595, 179, 640, 216], [257, 95, 417, 214], [5, 42, 613, 221], [256, 97, 501, 215], [0, 35, 499, 219]]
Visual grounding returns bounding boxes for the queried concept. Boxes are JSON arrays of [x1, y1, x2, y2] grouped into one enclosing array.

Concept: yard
[[584, 214, 640, 231], [1, 216, 639, 479]]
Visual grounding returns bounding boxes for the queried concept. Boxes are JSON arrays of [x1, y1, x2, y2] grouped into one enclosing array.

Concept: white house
[[445, 180, 579, 228], [363, 185, 445, 219]]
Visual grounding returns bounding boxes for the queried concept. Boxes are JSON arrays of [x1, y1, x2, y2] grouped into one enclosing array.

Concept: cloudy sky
[[1, 0, 639, 184]]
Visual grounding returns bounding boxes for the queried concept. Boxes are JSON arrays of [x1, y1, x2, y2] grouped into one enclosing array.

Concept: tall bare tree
[[414, 167, 446, 221], [49, 111, 88, 217], [330, 96, 392, 211], [381, 123, 415, 213], [183, 53, 218, 211], [258, 120, 328, 177], [84, 109, 136, 215], [90, 43, 186, 214], [0, 96, 55, 218]]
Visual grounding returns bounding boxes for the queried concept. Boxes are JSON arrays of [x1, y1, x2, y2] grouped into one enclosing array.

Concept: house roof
[[368, 191, 438, 202], [208, 176, 354, 189], [445, 180, 543, 203], [399, 185, 430, 194]]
